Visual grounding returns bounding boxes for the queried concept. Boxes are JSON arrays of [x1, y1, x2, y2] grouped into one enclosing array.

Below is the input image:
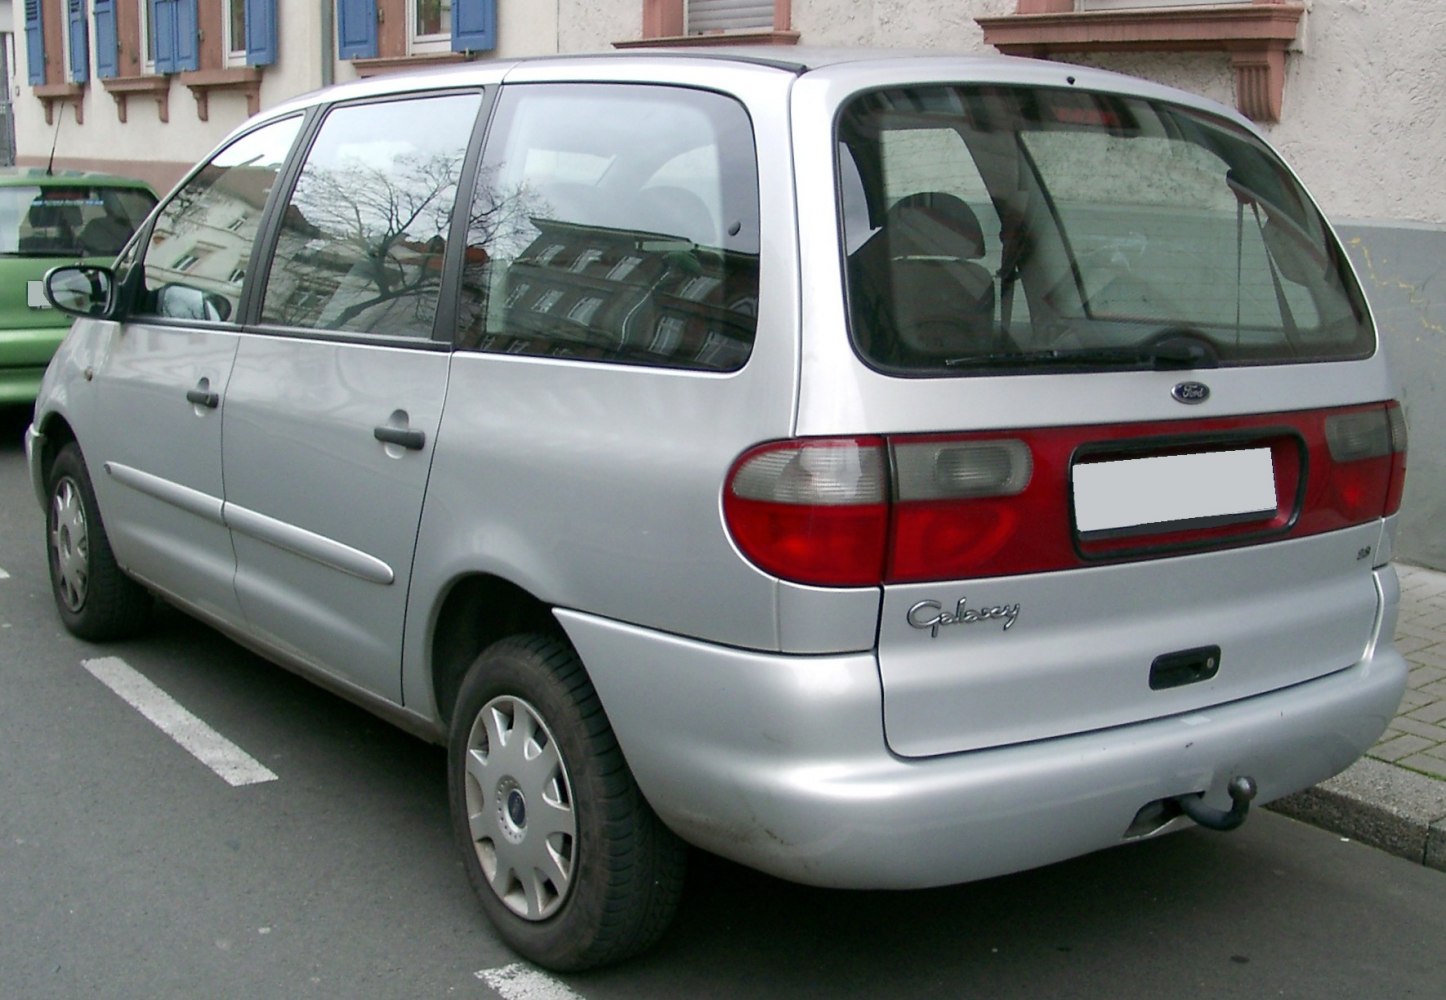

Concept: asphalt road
[[1, 404, 1443, 999]]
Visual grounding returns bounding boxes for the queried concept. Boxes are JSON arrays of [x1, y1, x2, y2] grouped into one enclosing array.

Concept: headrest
[[885, 192, 986, 260]]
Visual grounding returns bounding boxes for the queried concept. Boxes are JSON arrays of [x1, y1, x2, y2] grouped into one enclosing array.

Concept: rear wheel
[[45, 443, 151, 640], [448, 633, 685, 971]]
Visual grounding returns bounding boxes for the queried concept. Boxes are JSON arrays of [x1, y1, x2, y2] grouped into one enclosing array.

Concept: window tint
[[839, 86, 1372, 374], [0, 185, 155, 258], [459, 84, 760, 372], [139, 115, 302, 322], [259, 92, 481, 338]]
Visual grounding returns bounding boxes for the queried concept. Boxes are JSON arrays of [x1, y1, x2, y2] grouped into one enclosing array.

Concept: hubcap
[[463, 694, 575, 921], [50, 477, 89, 613]]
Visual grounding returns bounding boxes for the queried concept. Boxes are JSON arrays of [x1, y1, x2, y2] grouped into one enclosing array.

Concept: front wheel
[[45, 443, 151, 640], [448, 633, 685, 971]]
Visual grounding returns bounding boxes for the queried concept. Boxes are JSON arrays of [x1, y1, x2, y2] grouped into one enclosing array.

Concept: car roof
[[246, 46, 1250, 151], [0, 166, 155, 191]]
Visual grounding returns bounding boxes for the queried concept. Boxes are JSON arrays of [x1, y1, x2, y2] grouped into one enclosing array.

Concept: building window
[[689, 1, 772, 34], [410, 0, 452, 54], [975, 1, 1306, 124], [338, 0, 494, 66], [1078, 0, 1251, 8], [623, 0, 797, 48], [135, 0, 156, 73], [225, 0, 247, 67]]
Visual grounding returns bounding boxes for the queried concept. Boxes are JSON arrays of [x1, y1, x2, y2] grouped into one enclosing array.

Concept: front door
[[88, 116, 303, 625]]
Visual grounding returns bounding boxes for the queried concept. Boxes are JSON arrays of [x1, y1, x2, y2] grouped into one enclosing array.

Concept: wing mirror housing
[[44, 265, 117, 320]]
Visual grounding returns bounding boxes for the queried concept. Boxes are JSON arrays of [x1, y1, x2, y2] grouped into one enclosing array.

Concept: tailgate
[[878, 529, 1381, 757]]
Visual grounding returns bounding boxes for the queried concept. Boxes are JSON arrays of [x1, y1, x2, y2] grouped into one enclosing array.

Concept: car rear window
[[838, 85, 1374, 375], [0, 185, 155, 258]]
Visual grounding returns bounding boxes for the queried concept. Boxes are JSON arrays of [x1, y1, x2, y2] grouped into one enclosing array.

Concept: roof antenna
[[45, 106, 64, 176]]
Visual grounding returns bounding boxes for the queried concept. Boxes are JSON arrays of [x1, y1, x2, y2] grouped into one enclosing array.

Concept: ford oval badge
[[1172, 381, 1210, 405]]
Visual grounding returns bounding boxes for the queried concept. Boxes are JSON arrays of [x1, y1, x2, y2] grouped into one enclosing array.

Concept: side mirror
[[44, 265, 116, 319], [154, 283, 233, 323]]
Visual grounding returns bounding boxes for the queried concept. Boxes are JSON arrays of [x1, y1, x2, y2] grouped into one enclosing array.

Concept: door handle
[[186, 387, 219, 409], [373, 425, 426, 450]]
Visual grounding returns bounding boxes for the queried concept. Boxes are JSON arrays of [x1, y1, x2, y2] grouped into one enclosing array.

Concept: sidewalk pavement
[[1270, 562, 1446, 871]]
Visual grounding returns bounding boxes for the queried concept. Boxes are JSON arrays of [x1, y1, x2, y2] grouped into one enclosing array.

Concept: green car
[[0, 168, 157, 403]]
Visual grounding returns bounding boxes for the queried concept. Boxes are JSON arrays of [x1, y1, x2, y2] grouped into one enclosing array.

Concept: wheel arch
[[34, 411, 78, 474], [429, 573, 564, 729]]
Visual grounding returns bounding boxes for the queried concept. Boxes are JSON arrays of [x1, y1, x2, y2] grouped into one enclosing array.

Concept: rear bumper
[[0, 364, 50, 404], [558, 567, 1406, 889], [0, 324, 66, 403]]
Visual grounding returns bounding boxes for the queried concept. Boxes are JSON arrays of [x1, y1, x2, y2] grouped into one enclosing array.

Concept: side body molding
[[105, 461, 395, 585]]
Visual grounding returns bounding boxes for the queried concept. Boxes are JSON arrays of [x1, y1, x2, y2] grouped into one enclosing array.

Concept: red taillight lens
[[724, 438, 889, 586], [725, 403, 1406, 588], [1322, 402, 1408, 521], [888, 435, 1064, 581]]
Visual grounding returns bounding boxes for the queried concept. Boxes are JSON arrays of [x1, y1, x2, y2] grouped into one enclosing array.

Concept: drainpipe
[[319, 0, 334, 88]]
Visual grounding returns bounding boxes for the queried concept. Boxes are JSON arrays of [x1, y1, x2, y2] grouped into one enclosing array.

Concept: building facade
[[12, 0, 1444, 568]]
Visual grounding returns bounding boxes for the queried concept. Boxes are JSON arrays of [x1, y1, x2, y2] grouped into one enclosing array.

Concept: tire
[[448, 633, 686, 971], [45, 443, 152, 640]]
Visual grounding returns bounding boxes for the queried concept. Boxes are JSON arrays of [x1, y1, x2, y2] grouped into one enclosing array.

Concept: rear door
[[222, 91, 482, 701], [86, 117, 302, 623]]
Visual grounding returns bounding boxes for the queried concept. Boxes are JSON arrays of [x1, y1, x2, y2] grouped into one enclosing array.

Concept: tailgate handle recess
[[1150, 644, 1221, 690]]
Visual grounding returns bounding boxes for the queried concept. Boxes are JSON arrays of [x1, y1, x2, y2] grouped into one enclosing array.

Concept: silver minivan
[[29, 50, 1409, 970]]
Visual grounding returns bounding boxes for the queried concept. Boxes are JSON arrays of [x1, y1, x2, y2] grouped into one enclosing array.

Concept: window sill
[[613, 31, 800, 49], [351, 52, 471, 79], [179, 67, 264, 121], [33, 83, 85, 126], [101, 75, 171, 124], [975, 4, 1306, 123]]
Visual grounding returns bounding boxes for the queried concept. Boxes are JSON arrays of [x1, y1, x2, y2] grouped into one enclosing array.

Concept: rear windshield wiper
[[947, 330, 1219, 371]]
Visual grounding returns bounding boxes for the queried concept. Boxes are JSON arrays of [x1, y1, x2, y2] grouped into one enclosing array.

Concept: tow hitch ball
[[1175, 776, 1258, 832]]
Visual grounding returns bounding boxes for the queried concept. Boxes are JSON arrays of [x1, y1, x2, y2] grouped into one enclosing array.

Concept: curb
[[1268, 757, 1446, 872]]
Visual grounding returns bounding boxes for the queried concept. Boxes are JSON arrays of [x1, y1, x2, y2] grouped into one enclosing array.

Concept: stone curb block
[[1268, 757, 1446, 871]]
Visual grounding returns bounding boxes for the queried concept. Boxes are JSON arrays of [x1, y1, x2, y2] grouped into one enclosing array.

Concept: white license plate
[[1073, 448, 1278, 535], [27, 280, 51, 310]]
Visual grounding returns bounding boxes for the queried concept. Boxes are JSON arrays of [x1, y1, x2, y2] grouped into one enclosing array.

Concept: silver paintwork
[[558, 570, 1406, 888], [26, 50, 1409, 892]]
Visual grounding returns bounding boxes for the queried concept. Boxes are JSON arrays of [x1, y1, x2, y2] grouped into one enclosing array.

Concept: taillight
[[887, 435, 1060, 581], [1386, 402, 1409, 515], [1323, 401, 1408, 521], [723, 438, 889, 586], [724, 402, 1407, 588]]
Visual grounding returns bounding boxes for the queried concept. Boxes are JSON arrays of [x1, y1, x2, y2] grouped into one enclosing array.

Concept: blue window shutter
[[94, 0, 119, 78], [452, 0, 496, 54], [152, 0, 177, 73], [337, 0, 378, 60], [24, 0, 44, 85], [68, 0, 91, 84], [174, 0, 200, 71], [245, 0, 278, 66]]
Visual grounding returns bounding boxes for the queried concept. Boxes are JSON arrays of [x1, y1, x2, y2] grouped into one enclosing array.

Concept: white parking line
[[0, 567, 10, 579], [82, 656, 278, 787], [476, 963, 585, 1000]]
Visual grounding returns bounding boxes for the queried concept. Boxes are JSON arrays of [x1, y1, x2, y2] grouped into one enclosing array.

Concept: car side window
[[137, 116, 303, 323], [458, 84, 760, 371], [258, 92, 482, 339]]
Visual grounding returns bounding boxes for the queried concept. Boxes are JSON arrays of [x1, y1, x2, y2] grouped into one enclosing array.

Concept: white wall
[[784, 0, 1446, 227]]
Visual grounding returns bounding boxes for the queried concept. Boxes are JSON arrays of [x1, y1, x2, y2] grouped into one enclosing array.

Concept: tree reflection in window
[[260, 92, 482, 338]]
